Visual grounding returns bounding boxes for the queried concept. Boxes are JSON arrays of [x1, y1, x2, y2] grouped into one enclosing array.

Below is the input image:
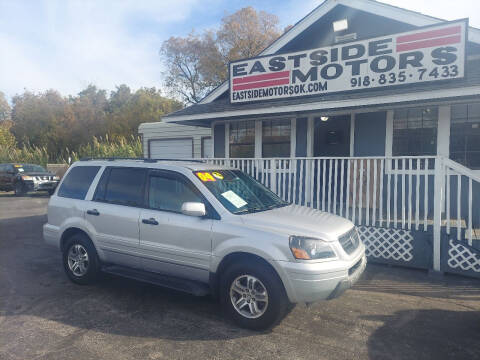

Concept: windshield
[[15, 164, 47, 173], [194, 170, 288, 214]]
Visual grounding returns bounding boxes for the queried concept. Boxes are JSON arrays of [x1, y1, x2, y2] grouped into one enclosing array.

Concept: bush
[[0, 135, 143, 166]]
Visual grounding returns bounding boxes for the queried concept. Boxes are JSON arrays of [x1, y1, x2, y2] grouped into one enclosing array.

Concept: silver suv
[[43, 159, 366, 330]]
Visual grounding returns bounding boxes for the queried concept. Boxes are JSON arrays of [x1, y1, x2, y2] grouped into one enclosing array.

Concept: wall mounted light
[[320, 116, 329, 122], [333, 19, 348, 32]]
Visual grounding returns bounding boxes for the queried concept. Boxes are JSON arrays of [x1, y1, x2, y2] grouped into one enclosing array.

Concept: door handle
[[142, 218, 159, 225], [87, 209, 100, 216]]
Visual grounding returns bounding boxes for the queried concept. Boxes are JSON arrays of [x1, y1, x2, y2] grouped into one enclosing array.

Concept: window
[[201, 137, 213, 158], [195, 170, 287, 215], [103, 167, 146, 207], [262, 119, 291, 157], [17, 164, 46, 172], [392, 107, 438, 156], [229, 121, 255, 158], [58, 166, 100, 200], [148, 173, 203, 213], [450, 102, 480, 169]]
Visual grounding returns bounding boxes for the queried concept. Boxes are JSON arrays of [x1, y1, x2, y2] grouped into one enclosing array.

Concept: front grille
[[338, 227, 360, 255], [34, 176, 53, 181]]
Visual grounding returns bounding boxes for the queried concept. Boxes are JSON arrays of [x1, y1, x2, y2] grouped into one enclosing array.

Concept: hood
[[19, 171, 55, 177], [239, 204, 354, 241]]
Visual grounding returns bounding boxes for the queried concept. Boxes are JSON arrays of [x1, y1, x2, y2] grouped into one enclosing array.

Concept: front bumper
[[24, 180, 59, 192], [278, 247, 367, 304]]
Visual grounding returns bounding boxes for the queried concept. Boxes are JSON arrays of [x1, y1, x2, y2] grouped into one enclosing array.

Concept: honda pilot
[[43, 159, 366, 330]]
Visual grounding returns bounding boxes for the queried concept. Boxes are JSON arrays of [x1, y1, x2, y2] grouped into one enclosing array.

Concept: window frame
[[262, 119, 292, 158], [392, 106, 439, 157], [93, 166, 148, 208], [57, 165, 101, 200], [229, 121, 255, 158], [146, 169, 220, 220], [450, 102, 480, 170]]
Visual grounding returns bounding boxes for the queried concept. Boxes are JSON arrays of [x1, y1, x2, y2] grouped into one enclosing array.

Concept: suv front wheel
[[221, 261, 289, 330], [63, 233, 100, 285], [14, 182, 25, 196]]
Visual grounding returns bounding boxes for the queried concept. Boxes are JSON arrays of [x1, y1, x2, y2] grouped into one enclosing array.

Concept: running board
[[101, 265, 210, 296]]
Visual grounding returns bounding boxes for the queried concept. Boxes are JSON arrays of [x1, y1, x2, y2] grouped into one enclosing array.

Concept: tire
[[220, 261, 289, 330], [62, 233, 100, 285], [48, 189, 55, 196], [14, 182, 25, 196]]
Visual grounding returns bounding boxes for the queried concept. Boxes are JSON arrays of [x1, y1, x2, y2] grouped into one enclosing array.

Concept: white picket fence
[[203, 156, 480, 272]]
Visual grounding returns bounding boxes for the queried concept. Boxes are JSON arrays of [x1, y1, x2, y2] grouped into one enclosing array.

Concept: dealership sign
[[229, 20, 467, 103]]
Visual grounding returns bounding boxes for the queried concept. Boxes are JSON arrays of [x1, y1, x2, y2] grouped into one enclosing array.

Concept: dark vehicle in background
[[0, 163, 60, 196]]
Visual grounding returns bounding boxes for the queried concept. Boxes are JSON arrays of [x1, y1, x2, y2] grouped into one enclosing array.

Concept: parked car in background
[[43, 159, 366, 330], [0, 163, 60, 196]]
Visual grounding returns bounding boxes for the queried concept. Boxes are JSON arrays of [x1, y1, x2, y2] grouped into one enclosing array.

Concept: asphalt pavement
[[1, 192, 479, 360]]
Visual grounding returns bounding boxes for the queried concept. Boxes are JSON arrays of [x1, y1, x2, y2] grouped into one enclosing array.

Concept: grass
[[0, 135, 143, 166]]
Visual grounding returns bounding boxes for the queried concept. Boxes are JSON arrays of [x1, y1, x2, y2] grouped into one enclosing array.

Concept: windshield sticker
[[221, 190, 247, 208], [212, 171, 224, 180], [196, 172, 216, 182]]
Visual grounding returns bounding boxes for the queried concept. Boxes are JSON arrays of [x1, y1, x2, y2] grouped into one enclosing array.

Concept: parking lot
[[1, 193, 480, 360]]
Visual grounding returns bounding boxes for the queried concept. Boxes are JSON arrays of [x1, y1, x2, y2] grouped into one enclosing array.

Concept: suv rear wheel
[[221, 261, 288, 330], [62, 233, 100, 285]]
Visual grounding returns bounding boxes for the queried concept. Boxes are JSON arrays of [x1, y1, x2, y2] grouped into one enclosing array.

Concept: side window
[[103, 167, 146, 207], [58, 166, 100, 200], [148, 174, 203, 213]]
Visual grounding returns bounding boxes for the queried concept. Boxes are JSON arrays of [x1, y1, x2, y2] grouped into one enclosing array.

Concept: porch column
[[437, 105, 451, 158], [255, 120, 262, 158]]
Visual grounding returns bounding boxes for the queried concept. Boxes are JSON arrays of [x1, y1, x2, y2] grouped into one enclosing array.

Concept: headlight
[[21, 175, 33, 181], [53, 176, 60, 180], [289, 236, 337, 260]]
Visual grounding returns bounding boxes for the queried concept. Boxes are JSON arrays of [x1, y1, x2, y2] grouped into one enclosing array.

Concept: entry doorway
[[313, 115, 351, 157], [312, 114, 351, 210]]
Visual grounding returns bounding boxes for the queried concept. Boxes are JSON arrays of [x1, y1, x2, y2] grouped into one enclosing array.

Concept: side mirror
[[181, 202, 206, 217]]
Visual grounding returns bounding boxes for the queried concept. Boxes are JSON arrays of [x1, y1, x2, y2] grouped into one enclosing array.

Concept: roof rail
[[79, 157, 205, 163]]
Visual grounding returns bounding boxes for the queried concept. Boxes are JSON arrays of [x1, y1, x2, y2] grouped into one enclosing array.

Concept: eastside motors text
[[229, 20, 466, 103]]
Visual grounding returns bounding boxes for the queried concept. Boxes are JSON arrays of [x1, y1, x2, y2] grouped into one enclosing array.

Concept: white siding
[[138, 122, 211, 158], [149, 138, 193, 159]]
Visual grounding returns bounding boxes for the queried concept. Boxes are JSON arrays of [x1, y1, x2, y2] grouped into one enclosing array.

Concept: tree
[[0, 120, 16, 149], [160, 34, 209, 104], [10, 90, 73, 157], [7, 85, 182, 159], [106, 85, 183, 137], [160, 7, 282, 103], [0, 91, 11, 122]]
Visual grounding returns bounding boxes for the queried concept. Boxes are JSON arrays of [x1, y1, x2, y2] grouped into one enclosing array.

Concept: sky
[[0, 0, 479, 101]]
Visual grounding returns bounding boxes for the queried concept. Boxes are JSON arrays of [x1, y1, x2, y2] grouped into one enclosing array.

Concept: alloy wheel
[[230, 274, 269, 319], [67, 244, 89, 276]]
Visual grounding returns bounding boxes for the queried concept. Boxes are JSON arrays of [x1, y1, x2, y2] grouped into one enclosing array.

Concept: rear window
[[57, 166, 100, 200], [102, 167, 146, 207]]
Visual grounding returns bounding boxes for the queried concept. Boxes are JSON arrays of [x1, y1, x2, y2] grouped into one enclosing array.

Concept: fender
[[59, 217, 106, 260]]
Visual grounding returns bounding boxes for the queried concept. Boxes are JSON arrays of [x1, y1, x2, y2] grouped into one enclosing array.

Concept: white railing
[[205, 156, 437, 231], [201, 155, 480, 273], [442, 158, 480, 247]]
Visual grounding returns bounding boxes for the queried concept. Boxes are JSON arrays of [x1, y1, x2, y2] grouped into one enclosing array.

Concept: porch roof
[[163, 59, 480, 125]]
